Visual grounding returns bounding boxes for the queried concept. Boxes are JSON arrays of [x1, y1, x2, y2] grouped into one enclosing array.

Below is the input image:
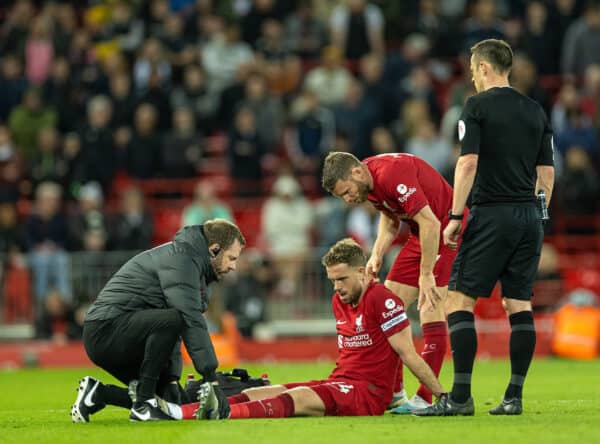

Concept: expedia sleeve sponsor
[[380, 312, 408, 332]]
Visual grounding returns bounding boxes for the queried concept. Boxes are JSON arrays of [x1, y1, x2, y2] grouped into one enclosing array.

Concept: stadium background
[[0, 0, 599, 370]]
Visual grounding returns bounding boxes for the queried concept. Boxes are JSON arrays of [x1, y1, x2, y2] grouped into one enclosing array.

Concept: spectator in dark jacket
[[110, 186, 154, 251], [25, 181, 71, 303], [72, 220, 246, 422]]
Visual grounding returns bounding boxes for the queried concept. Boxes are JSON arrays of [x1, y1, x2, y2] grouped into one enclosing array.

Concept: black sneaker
[[129, 399, 175, 421], [71, 376, 106, 423], [412, 393, 475, 416], [489, 398, 523, 415]]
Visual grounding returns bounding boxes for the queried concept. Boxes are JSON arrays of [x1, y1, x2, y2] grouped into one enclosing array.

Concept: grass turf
[[1, 358, 599, 444]]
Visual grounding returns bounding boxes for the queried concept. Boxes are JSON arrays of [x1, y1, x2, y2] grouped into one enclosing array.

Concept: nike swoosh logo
[[421, 350, 435, 355], [336, 320, 346, 325], [131, 408, 151, 421], [435, 254, 441, 262], [84, 380, 100, 407]]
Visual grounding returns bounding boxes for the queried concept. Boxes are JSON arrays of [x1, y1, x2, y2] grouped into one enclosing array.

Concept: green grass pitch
[[1, 358, 599, 444]]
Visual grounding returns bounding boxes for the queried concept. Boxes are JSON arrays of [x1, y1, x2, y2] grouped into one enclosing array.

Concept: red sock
[[229, 393, 295, 419], [181, 402, 200, 419], [228, 393, 250, 404], [416, 321, 448, 403], [393, 360, 404, 393]]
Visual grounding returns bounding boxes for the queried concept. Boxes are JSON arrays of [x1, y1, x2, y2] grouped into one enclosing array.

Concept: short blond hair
[[321, 152, 362, 194], [321, 238, 366, 268]]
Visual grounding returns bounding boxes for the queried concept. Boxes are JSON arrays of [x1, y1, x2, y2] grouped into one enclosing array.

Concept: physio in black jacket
[[71, 219, 245, 422]]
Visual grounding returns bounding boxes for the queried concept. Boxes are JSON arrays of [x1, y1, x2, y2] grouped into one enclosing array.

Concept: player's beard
[[210, 256, 227, 281], [353, 179, 370, 203], [340, 282, 363, 306]]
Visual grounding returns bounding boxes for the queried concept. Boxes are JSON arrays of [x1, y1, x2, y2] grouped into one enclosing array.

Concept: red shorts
[[387, 211, 469, 287], [387, 236, 457, 287], [283, 379, 388, 416]]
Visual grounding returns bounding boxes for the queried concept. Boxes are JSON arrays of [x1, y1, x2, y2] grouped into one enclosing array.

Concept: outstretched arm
[[366, 211, 400, 279], [388, 328, 445, 397]]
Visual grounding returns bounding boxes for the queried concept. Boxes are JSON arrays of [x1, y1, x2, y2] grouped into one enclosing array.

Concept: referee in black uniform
[[414, 39, 555, 416]]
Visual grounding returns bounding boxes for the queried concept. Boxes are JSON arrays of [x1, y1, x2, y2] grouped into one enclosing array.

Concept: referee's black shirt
[[458, 86, 554, 205]]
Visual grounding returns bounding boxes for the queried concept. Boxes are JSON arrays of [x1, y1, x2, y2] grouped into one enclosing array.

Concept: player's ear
[[351, 166, 365, 181]]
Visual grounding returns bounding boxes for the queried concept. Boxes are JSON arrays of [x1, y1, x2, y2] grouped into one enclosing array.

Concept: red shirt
[[364, 153, 454, 237], [329, 282, 409, 400]]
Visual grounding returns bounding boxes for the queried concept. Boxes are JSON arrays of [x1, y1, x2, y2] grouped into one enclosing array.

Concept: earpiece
[[210, 247, 221, 258]]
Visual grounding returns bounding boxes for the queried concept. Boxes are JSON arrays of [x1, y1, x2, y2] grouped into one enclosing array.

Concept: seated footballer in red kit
[[321, 151, 469, 413], [160, 238, 448, 420]]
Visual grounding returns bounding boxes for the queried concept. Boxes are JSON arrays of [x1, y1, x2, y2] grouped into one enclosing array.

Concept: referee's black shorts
[[449, 203, 543, 300]]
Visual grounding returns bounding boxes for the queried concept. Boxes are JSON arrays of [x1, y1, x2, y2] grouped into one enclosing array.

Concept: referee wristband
[[448, 212, 464, 220]]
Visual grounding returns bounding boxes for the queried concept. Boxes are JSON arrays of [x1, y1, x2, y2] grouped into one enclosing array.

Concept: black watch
[[448, 211, 464, 220]]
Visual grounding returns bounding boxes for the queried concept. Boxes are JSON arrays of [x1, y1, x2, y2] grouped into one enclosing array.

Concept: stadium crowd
[[1, 0, 599, 339]]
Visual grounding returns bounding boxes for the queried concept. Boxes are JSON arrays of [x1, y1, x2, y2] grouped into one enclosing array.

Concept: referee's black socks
[[96, 384, 133, 409], [448, 311, 477, 403], [505, 311, 536, 400]]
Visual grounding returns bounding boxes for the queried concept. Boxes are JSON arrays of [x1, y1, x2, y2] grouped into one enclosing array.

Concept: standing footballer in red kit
[[162, 239, 448, 420], [321, 151, 468, 413]]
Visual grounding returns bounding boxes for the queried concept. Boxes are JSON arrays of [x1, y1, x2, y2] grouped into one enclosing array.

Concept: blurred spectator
[[228, 106, 266, 196], [0, 1, 35, 56], [441, 84, 476, 145], [162, 107, 203, 178], [580, 64, 600, 128], [24, 181, 71, 303], [43, 56, 81, 132], [68, 182, 108, 252], [462, 0, 506, 52], [552, 82, 581, 133], [288, 89, 335, 171], [224, 254, 271, 337], [202, 22, 254, 95], [53, 3, 78, 58], [35, 290, 83, 342], [110, 186, 153, 251], [517, 0, 561, 75], [8, 87, 57, 164], [0, 124, 24, 203], [29, 126, 69, 190], [25, 15, 54, 86], [347, 201, 379, 250], [182, 180, 233, 226], [330, 0, 385, 60], [406, 0, 460, 58], [108, 72, 136, 131], [284, 0, 328, 58], [397, 65, 441, 123], [0, 201, 26, 259], [392, 98, 430, 148], [360, 52, 398, 125], [555, 106, 599, 158], [558, 146, 600, 217], [313, 195, 348, 249], [405, 118, 452, 172], [261, 175, 314, 297], [103, 2, 145, 58], [133, 38, 172, 92], [333, 78, 380, 158], [0, 54, 28, 122], [136, 67, 173, 131], [510, 52, 550, 111], [241, 0, 282, 46], [304, 45, 353, 107], [255, 19, 302, 95], [125, 103, 162, 179], [561, 0, 600, 76], [370, 126, 396, 155], [239, 72, 284, 150], [74, 95, 116, 192], [170, 64, 218, 133]]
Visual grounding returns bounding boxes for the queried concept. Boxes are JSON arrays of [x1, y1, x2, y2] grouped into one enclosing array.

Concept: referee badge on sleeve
[[458, 120, 466, 141]]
